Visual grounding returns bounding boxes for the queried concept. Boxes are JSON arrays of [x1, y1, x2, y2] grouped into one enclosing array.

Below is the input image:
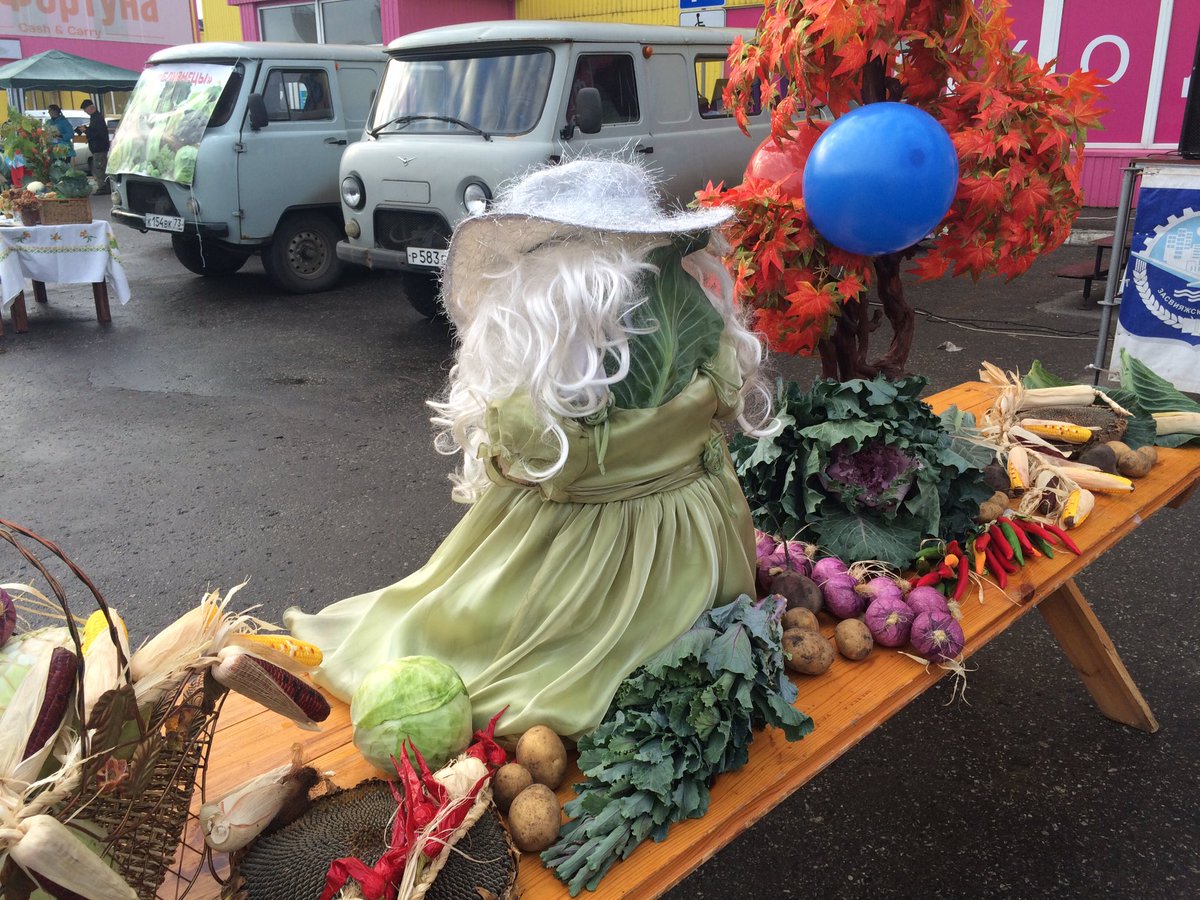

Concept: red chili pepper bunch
[[320, 710, 509, 900], [967, 517, 1081, 590], [911, 539, 973, 603]]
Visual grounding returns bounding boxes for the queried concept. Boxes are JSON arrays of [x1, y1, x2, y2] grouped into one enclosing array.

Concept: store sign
[[1111, 163, 1200, 392], [0, 0, 193, 46]]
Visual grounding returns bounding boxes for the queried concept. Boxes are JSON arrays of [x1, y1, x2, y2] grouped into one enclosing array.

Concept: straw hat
[[442, 157, 734, 323]]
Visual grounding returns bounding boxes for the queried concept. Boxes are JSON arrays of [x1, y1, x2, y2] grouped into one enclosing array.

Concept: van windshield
[[371, 49, 553, 137], [108, 62, 238, 186]]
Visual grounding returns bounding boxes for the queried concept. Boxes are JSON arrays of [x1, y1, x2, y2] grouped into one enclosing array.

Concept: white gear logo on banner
[[1130, 208, 1200, 336]]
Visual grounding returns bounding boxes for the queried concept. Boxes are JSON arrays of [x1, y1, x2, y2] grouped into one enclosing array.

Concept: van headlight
[[463, 182, 491, 216], [341, 175, 365, 210]]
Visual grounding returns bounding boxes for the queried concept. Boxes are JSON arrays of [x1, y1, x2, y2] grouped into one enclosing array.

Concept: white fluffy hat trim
[[443, 157, 734, 323]]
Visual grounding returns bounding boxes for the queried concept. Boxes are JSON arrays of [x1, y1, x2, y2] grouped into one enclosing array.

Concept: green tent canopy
[[0, 49, 140, 92]]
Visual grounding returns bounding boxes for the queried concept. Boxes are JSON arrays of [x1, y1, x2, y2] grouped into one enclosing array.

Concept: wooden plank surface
[[175, 381, 1200, 900]]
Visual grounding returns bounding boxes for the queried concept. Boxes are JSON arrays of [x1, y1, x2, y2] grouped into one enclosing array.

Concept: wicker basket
[[39, 196, 92, 225], [0, 519, 226, 900]]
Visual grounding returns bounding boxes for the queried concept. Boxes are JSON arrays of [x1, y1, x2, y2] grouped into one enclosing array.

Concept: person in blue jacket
[[46, 105, 76, 163]]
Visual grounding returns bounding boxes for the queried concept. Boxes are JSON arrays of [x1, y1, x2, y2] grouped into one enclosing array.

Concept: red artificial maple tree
[[698, 0, 1106, 379]]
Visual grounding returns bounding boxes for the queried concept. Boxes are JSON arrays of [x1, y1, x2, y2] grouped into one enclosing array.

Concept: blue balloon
[[802, 103, 959, 256]]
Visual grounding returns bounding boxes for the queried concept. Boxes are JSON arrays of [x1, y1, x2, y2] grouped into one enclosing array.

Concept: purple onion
[[864, 595, 915, 647], [0, 587, 14, 649], [811, 556, 849, 584], [855, 576, 904, 607], [910, 611, 966, 661], [905, 586, 950, 619], [820, 572, 865, 619]]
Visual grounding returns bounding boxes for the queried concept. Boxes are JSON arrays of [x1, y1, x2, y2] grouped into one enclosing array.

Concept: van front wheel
[[171, 235, 250, 276], [404, 272, 444, 319], [264, 212, 343, 294]]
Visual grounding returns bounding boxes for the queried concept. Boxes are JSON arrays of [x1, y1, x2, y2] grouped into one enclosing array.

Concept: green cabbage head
[[350, 655, 473, 772]]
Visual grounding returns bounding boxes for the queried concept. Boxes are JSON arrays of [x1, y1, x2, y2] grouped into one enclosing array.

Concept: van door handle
[[635, 144, 654, 154], [324, 137, 348, 145]]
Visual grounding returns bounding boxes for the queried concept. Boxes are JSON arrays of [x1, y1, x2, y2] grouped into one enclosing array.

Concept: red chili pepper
[[1042, 522, 1082, 555], [976, 531, 991, 551], [953, 552, 970, 602], [988, 524, 1014, 560], [914, 570, 944, 588], [995, 546, 1019, 573], [1000, 517, 1035, 556], [1016, 518, 1054, 544], [983, 543, 1008, 589]]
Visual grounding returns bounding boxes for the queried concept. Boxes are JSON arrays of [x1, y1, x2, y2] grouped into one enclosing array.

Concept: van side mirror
[[247, 93, 269, 131], [560, 86, 603, 140], [575, 87, 602, 135]]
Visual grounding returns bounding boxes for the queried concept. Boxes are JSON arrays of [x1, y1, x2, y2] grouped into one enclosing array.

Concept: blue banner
[[1112, 163, 1200, 392]]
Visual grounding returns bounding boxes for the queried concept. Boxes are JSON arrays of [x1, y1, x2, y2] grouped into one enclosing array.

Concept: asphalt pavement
[[0, 198, 1195, 899]]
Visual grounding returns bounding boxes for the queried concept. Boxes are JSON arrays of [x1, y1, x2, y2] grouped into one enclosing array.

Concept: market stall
[[165, 379, 1192, 900]]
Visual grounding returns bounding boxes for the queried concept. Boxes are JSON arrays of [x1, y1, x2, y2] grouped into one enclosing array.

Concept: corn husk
[[81, 609, 131, 723], [200, 747, 306, 852], [6, 814, 137, 900], [0, 636, 74, 786]]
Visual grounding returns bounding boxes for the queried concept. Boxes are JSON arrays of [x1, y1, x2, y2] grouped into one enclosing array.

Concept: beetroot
[[769, 570, 823, 614], [864, 596, 914, 647], [0, 587, 14, 649], [905, 586, 950, 619], [910, 611, 966, 661]]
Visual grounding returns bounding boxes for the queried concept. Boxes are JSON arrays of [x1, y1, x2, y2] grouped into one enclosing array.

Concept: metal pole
[[1091, 163, 1141, 386]]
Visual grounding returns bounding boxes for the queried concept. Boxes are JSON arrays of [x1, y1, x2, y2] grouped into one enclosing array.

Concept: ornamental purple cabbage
[[819, 441, 922, 514]]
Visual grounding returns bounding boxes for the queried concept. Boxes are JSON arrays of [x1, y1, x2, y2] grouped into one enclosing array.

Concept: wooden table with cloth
[[0, 220, 130, 335]]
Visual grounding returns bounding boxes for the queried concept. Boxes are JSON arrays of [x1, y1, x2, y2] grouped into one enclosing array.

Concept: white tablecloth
[[0, 220, 131, 311]]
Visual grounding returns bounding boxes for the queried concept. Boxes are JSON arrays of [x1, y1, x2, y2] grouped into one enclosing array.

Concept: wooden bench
[[1055, 259, 1109, 304], [173, 380, 1200, 900]]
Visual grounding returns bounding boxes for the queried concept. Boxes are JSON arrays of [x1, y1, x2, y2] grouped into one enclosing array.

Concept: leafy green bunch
[[542, 594, 812, 895], [732, 376, 992, 566]]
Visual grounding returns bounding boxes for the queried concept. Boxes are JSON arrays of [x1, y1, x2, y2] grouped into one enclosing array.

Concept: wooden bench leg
[[32, 280, 48, 304], [1167, 481, 1198, 510], [92, 282, 111, 325], [11, 291, 29, 333], [1038, 578, 1158, 733]]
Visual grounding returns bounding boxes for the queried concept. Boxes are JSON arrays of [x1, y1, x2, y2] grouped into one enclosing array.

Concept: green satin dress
[[286, 335, 756, 741]]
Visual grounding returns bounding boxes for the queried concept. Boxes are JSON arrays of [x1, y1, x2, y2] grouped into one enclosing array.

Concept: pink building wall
[[230, 0, 512, 42]]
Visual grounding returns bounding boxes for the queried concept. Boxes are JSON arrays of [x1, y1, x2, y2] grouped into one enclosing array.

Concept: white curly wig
[[428, 229, 770, 503]]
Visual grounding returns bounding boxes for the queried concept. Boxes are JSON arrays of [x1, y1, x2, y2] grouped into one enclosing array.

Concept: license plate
[[407, 246, 447, 268], [145, 214, 184, 233]]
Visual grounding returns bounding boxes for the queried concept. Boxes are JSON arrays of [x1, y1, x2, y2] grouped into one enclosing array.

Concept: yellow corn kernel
[[80, 609, 127, 656], [1006, 445, 1029, 494], [1017, 418, 1093, 444], [232, 633, 323, 668]]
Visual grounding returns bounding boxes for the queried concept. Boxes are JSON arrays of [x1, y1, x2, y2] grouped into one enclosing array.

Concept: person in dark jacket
[[79, 100, 111, 193]]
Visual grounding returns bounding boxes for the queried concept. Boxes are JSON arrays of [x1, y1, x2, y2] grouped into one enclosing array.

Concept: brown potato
[[515, 725, 568, 790], [782, 607, 819, 633], [834, 618, 873, 661], [781, 628, 834, 675], [1116, 449, 1153, 478], [506, 783, 562, 853], [492, 762, 533, 814]]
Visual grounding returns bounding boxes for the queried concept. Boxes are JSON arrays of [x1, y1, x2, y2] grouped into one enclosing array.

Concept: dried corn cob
[[1056, 467, 1134, 493], [23, 647, 77, 763], [129, 594, 224, 682], [1018, 418, 1093, 444], [1153, 411, 1200, 435], [1061, 487, 1096, 529], [1006, 445, 1030, 494], [81, 610, 131, 723], [6, 814, 137, 900], [200, 751, 314, 852], [1, 586, 14, 649], [80, 609, 127, 656], [210, 646, 330, 729], [228, 632, 323, 670]]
